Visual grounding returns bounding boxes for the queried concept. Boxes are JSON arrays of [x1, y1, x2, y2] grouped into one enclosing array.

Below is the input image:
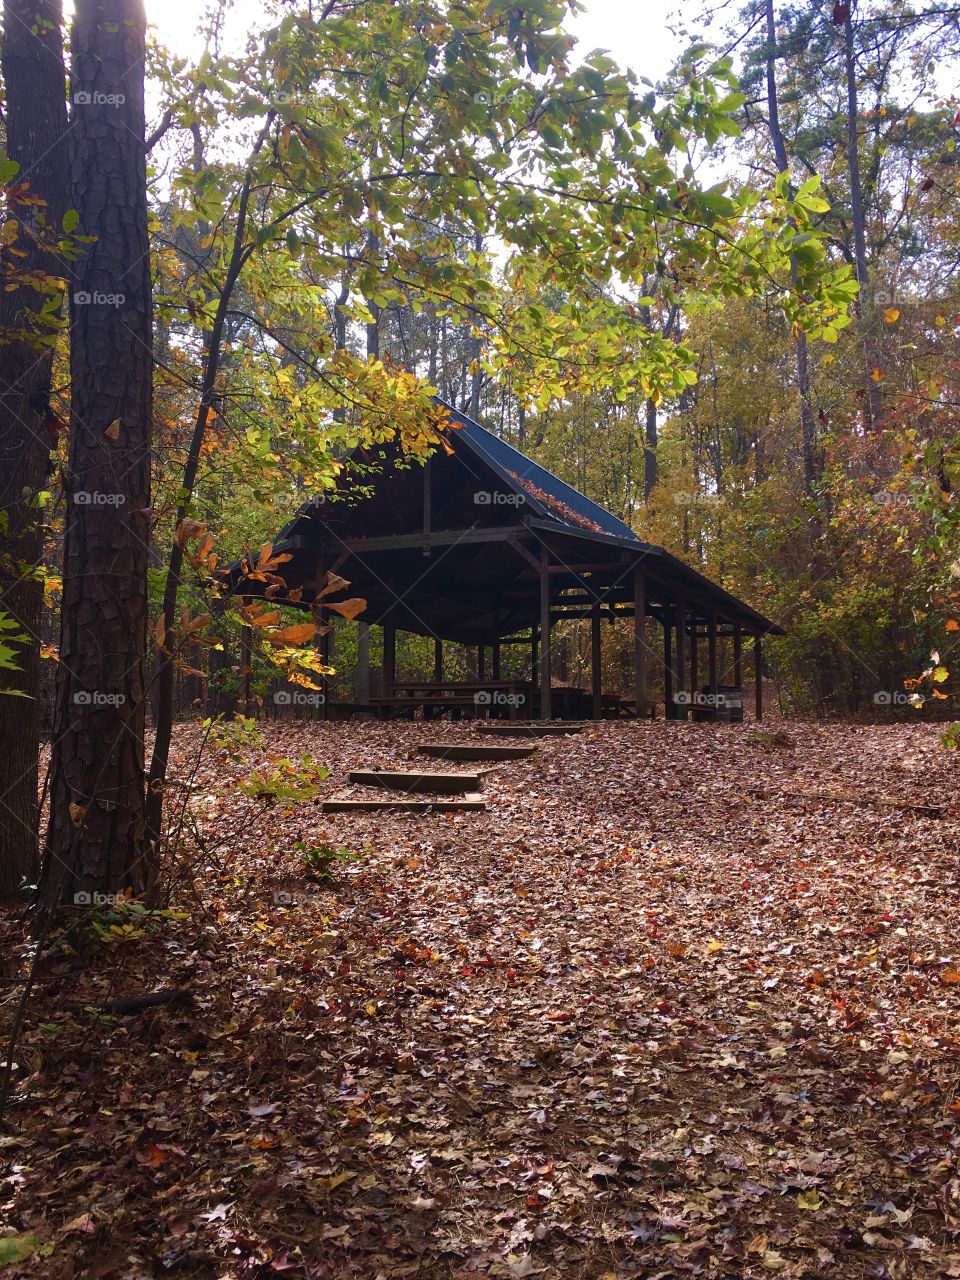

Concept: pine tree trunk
[[843, 5, 883, 426], [764, 0, 820, 493], [0, 0, 69, 899], [41, 0, 153, 912]]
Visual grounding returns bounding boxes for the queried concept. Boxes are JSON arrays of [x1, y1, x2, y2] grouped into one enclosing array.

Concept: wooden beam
[[336, 525, 530, 554], [633, 566, 647, 718], [591, 603, 602, 721], [754, 633, 763, 722]]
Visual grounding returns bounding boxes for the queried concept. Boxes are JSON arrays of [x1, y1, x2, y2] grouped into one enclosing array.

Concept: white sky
[[144, 0, 690, 88]]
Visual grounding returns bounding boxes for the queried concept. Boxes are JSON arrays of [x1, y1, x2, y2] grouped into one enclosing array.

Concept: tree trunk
[[764, 0, 819, 493], [0, 0, 69, 899], [643, 398, 658, 498], [41, 0, 153, 912], [843, 4, 882, 426]]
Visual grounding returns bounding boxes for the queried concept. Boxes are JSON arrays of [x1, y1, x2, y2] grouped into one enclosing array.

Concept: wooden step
[[475, 721, 585, 737], [322, 792, 485, 813], [347, 769, 483, 795], [418, 743, 538, 762]]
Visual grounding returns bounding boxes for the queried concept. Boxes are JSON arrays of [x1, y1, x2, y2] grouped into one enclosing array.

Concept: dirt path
[[3, 720, 960, 1277]]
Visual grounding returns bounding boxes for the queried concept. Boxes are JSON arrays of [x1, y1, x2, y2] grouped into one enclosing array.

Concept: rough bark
[[0, 0, 69, 898], [843, 4, 883, 426], [41, 0, 153, 911], [764, 0, 819, 493]]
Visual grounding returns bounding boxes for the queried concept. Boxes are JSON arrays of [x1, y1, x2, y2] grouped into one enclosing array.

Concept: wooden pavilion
[[240, 400, 783, 721]]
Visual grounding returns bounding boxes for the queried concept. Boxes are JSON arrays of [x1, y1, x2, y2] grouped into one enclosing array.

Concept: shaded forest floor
[[3, 719, 960, 1278]]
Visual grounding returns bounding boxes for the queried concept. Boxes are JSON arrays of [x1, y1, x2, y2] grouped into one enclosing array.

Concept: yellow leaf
[[706, 939, 723, 954], [883, 307, 900, 323], [104, 418, 121, 440], [797, 1189, 822, 1210], [871, 367, 885, 382]]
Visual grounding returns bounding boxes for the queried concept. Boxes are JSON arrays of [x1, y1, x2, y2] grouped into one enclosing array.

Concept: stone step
[[418, 743, 538, 762], [475, 721, 585, 737], [347, 769, 483, 795], [322, 792, 485, 813]]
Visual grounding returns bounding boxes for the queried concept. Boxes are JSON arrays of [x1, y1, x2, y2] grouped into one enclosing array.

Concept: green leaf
[[0, 1236, 43, 1265]]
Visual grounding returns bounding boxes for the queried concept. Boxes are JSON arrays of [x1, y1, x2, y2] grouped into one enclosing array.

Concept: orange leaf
[[327, 596, 366, 622], [315, 572, 351, 601], [271, 622, 316, 646]]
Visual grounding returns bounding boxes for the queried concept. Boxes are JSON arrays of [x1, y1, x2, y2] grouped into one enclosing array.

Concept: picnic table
[[371, 679, 532, 720]]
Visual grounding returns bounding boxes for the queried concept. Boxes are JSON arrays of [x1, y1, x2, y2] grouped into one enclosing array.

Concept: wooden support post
[[689, 618, 698, 709], [433, 637, 443, 681], [708, 612, 718, 717], [754, 633, 763, 722], [383, 614, 396, 696], [663, 618, 673, 718], [733, 622, 742, 688], [539, 551, 552, 720], [633, 566, 647, 719], [675, 597, 687, 720], [357, 621, 370, 704], [591, 602, 602, 720], [530, 625, 539, 683], [492, 638, 501, 680]]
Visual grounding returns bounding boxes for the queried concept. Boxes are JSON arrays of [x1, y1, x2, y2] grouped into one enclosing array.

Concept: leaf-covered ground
[[3, 718, 960, 1278]]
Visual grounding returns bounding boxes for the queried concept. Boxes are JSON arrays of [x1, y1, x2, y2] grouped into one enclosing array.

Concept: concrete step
[[418, 743, 538, 762], [322, 792, 485, 813], [347, 769, 483, 795], [475, 721, 585, 737]]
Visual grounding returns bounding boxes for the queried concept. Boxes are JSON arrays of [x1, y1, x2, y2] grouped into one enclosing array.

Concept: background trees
[[1, 0, 957, 903]]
